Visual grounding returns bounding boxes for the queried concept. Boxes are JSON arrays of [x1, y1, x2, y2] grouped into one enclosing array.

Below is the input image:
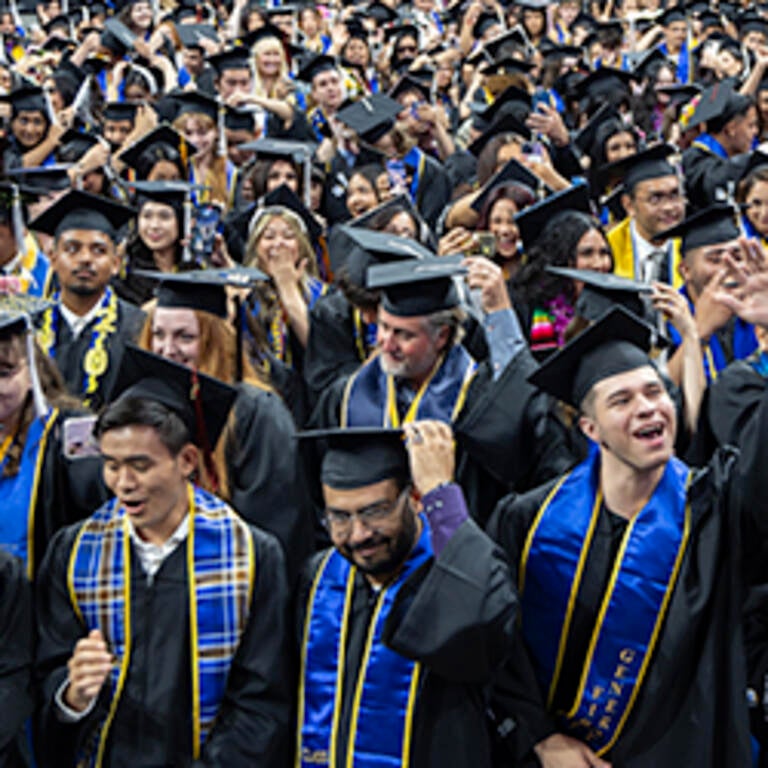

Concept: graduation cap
[[117, 124, 196, 177], [654, 205, 740, 252], [207, 46, 251, 75], [133, 267, 268, 319], [738, 148, 768, 182], [107, 345, 237, 449], [473, 11, 502, 38], [42, 12, 71, 35], [347, 193, 433, 245], [384, 23, 419, 43], [737, 11, 768, 37], [173, 90, 219, 122], [686, 81, 753, 131], [657, 6, 687, 26], [336, 94, 403, 143], [296, 427, 409, 490], [265, 4, 298, 18], [0, 85, 47, 115], [514, 183, 592, 252], [176, 23, 219, 50], [130, 179, 198, 212], [468, 112, 532, 156], [478, 84, 532, 125], [236, 136, 315, 163], [471, 157, 545, 213], [4, 164, 73, 193], [27, 189, 134, 240], [389, 74, 431, 103], [573, 67, 633, 101], [41, 35, 77, 53], [547, 267, 653, 321], [483, 27, 530, 58], [527, 305, 660, 407], [101, 17, 136, 55], [295, 54, 338, 84], [597, 143, 677, 194], [240, 22, 285, 49], [335, 224, 432, 287], [56, 129, 101, 163], [541, 44, 583, 63], [103, 101, 140, 123], [225, 106, 256, 132], [367, 1, 398, 23], [479, 56, 535, 76], [263, 183, 323, 242], [629, 46, 672, 81], [367, 257, 463, 317], [655, 83, 701, 107], [698, 10, 723, 32], [573, 102, 621, 154]]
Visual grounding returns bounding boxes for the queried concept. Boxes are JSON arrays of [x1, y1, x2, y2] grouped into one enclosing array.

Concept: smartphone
[[62, 415, 100, 459], [190, 203, 223, 265], [521, 141, 544, 163]]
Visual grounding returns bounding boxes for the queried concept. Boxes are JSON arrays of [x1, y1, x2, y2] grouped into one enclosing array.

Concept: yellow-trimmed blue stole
[[67, 484, 255, 767], [297, 518, 432, 768], [340, 345, 477, 428], [519, 447, 691, 756]]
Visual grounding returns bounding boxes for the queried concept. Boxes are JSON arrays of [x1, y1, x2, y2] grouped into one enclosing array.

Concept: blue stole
[[0, 409, 57, 575], [520, 446, 691, 756], [691, 132, 728, 159], [68, 484, 255, 766], [341, 345, 478, 428], [667, 286, 758, 382], [297, 517, 433, 768], [401, 146, 426, 206], [750, 349, 768, 378], [309, 107, 329, 142], [659, 42, 690, 83]]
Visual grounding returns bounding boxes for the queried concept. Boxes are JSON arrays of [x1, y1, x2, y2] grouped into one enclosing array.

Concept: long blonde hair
[[252, 38, 289, 98], [172, 112, 229, 203], [138, 306, 270, 500]]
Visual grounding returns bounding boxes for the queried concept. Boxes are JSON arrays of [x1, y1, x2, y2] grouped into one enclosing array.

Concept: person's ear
[[578, 413, 599, 443], [177, 443, 199, 478], [621, 192, 635, 219]]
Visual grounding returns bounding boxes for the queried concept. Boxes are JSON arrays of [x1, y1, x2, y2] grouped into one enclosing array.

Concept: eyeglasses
[[324, 487, 409, 534], [637, 190, 685, 206]]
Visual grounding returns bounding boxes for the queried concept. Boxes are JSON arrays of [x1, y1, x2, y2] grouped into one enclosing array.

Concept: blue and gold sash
[[67, 484, 255, 767], [341, 345, 477, 428], [519, 447, 691, 756], [297, 517, 432, 767], [691, 132, 729, 159]]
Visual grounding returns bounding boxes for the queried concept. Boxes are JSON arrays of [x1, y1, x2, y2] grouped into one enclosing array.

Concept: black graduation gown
[[0, 551, 33, 768], [309, 347, 574, 527], [226, 384, 313, 580], [412, 153, 452, 231], [681, 145, 743, 212], [48, 298, 145, 411], [294, 518, 516, 768], [35, 522, 292, 768], [486, 385, 768, 767]]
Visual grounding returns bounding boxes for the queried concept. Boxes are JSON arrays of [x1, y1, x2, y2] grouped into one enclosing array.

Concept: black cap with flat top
[[596, 143, 677, 193], [262, 183, 323, 242], [177, 23, 219, 49], [685, 81, 753, 131], [468, 112, 532, 156], [514, 183, 592, 252], [4, 164, 73, 193], [207, 46, 250, 74], [117, 124, 196, 176], [173, 90, 219, 122], [336, 94, 403, 143], [0, 85, 47, 114], [471, 157, 545, 213], [236, 137, 316, 162], [296, 427, 409, 490], [27, 189, 134, 240], [528, 305, 660, 407], [103, 101, 140, 123], [107, 345, 237, 448], [654, 205, 740, 252], [347, 193, 432, 242], [295, 54, 338, 84], [367, 257, 463, 317]]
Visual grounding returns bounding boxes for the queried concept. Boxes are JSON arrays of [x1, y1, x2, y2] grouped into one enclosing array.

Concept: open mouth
[[121, 499, 147, 515], [633, 423, 665, 443]]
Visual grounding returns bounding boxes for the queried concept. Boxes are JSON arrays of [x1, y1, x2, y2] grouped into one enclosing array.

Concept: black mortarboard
[[347, 193, 433, 245], [263, 183, 323, 242], [738, 11, 768, 36], [366, 1, 398, 23], [176, 23, 219, 49], [297, 427, 409, 490], [130, 180, 197, 213], [471, 157, 544, 212], [28, 189, 134, 239], [367, 257, 463, 317], [240, 22, 285, 49], [514, 183, 592, 252], [108, 345, 237, 448], [685, 81, 752, 131], [101, 17, 135, 54], [573, 67, 632, 101], [117, 124, 196, 176], [484, 27, 530, 58], [384, 23, 419, 43], [335, 224, 432, 287], [236, 136, 315, 162], [4, 164, 72, 193], [738, 148, 768, 182], [173, 90, 219, 122], [43, 12, 71, 34], [541, 44, 583, 62], [473, 11, 502, 38], [225, 106, 256, 132], [573, 102, 620, 154], [134, 267, 268, 318], [41, 35, 76, 53], [336, 94, 402, 143], [480, 56, 535, 76], [57, 129, 101, 163], [207, 46, 250, 74], [478, 84, 532, 125], [597, 143, 677, 193], [295, 54, 337, 83], [0, 293, 53, 325], [655, 205, 740, 252], [629, 46, 671, 80], [658, 6, 687, 26], [517, 0, 549, 8], [0, 85, 47, 114], [528, 306, 659, 407], [468, 112, 532, 156], [698, 10, 722, 31], [103, 101, 140, 123], [655, 83, 701, 107], [389, 74, 431, 103], [547, 266, 653, 321], [265, 4, 298, 18]]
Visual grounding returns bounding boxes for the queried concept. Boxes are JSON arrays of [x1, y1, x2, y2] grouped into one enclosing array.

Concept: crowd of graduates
[[5, 0, 768, 764]]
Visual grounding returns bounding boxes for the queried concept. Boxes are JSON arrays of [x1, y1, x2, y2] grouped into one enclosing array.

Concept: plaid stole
[[68, 484, 255, 767]]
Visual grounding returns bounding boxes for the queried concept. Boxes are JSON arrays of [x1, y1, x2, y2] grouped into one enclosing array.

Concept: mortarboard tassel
[[24, 316, 48, 419], [10, 184, 24, 260], [217, 98, 227, 158], [182, 189, 194, 264]]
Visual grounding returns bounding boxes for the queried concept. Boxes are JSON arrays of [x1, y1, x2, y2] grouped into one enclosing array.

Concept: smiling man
[[488, 304, 768, 767], [295, 423, 515, 767], [28, 190, 145, 410], [35, 346, 291, 768]]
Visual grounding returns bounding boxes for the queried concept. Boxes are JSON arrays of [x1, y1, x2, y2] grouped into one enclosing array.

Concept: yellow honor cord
[[186, 483, 201, 758]]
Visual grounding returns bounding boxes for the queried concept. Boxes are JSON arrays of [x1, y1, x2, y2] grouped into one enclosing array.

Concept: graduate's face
[[311, 70, 343, 111], [488, 198, 521, 260], [323, 478, 419, 582], [103, 119, 134, 151], [377, 308, 449, 383], [266, 160, 299, 194], [346, 173, 379, 217], [51, 229, 119, 298], [579, 366, 676, 474], [745, 180, 768, 237], [12, 110, 47, 148], [138, 201, 180, 252], [100, 425, 198, 542], [151, 307, 201, 369], [0, 337, 31, 424], [623, 175, 685, 241], [679, 239, 743, 302]]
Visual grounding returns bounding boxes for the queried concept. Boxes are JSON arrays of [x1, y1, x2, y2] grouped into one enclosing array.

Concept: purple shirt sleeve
[[422, 482, 469, 556]]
